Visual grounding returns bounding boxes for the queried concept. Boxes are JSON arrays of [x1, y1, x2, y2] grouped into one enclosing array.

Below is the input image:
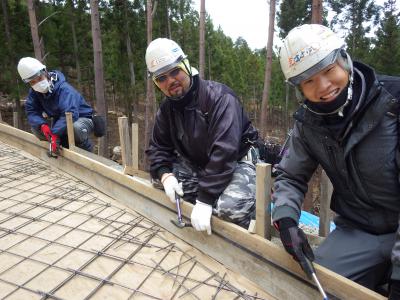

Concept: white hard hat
[[17, 57, 46, 83], [279, 24, 344, 85], [145, 38, 187, 77]]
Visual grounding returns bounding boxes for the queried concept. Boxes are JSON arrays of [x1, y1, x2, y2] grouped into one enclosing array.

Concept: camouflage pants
[[171, 157, 256, 229]]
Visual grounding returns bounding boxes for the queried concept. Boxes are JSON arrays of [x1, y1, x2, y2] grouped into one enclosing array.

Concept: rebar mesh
[[0, 142, 272, 300]]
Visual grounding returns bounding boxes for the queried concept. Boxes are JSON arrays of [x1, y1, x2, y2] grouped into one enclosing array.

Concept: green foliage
[[370, 0, 400, 75], [277, 0, 312, 38], [0, 0, 33, 97], [327, 0, 380, 62], [1, 0, 399, 123], [277, 0, 330, 38]]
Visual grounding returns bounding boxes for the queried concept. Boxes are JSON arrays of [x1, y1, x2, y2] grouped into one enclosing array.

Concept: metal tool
[[170, 192, 191, 228], [47, 142, 59, 158], [311, 272, 328, 300], [304, 257, 329, 300]]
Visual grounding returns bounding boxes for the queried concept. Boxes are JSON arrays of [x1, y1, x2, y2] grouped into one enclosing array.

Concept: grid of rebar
[[0, 142, 269, 300]]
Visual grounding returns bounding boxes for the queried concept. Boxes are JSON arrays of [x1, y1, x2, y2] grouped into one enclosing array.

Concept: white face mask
[[32, 79, 50, 93]]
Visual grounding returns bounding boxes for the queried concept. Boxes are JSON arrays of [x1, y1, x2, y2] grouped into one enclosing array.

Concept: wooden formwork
[[0, 121, 385, 300]]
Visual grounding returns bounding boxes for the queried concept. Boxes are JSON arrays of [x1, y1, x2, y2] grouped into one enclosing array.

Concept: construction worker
[[272, 24, 400, 298], [145, 38, 260, 235], [17, 57, 94, 155]]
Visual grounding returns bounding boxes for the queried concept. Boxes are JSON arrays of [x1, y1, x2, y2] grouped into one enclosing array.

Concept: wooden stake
[[65, 112, 75, 149], [132, 123, 139, 170], [319, 170, 333, 237], [118, 116, 133, 168], [256, 163, 272, 240], [13, 111, 19, 128]]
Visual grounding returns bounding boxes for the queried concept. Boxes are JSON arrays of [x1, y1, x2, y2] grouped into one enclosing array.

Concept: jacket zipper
[[325, 142, 347, 188], [349, 151, 374, 206]]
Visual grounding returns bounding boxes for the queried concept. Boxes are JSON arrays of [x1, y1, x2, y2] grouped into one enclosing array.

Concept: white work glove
[[161, 173, 184, 203], [191, 200, 213, 235]]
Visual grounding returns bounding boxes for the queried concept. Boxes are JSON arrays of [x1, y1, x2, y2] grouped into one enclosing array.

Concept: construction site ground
[[0, 141, 274, 300]]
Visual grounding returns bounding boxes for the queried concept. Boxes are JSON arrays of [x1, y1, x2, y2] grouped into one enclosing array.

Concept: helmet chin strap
[[47, 71, 57, 94]]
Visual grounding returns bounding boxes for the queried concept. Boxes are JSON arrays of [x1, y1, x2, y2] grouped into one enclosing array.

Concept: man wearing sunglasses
[[17, 57, 94, 155], [145, 38, 259, 235]]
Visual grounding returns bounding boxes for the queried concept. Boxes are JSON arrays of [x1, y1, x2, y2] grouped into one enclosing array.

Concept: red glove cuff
[[40, 124, 52, 140]]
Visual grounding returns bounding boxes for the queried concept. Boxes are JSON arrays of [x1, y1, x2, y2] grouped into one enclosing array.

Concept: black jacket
[[272, 62, 400, 276], [146, 77, 258, 205]]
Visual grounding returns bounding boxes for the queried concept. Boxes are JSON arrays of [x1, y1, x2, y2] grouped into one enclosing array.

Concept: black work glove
[[389, 280, 400, 300], [275, 217, 315, 278], [257, 139, 282, 166]]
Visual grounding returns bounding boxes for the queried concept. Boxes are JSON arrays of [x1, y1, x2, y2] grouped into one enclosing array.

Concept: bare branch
[[151, 1, 157, 17], [38, 11, 61, 27]]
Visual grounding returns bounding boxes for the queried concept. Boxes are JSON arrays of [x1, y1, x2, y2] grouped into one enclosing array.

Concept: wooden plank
[[118, 117, 133, 168], [256, 163, 272, 240], [0, 123, 385, 300], [65, 112, 75, 149], [319, 169, 333, 237], [72, 145, 124, 169], [123, 165, 150, 180], [131, 123, 139, 169]]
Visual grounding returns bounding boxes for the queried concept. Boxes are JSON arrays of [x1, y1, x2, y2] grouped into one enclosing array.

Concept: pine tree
[[371, 0, 400, 75], [277, 0, 312, 38], [328, 0, 380, 62]]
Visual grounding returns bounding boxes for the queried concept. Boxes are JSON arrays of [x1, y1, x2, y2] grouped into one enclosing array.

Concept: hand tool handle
[[175, 192, 183, 223], [302, 256, 315, 278]]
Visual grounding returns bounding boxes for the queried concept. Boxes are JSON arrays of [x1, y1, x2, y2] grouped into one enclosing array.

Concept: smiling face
[[154, 67, 191, 98], [299, 62, 349, 103]]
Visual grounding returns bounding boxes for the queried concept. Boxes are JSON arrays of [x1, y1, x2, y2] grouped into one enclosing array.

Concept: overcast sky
[[191, 0, 398, 51]]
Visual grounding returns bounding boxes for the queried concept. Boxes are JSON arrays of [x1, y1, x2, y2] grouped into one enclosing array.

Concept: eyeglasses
[[154, 68, 181, 84]]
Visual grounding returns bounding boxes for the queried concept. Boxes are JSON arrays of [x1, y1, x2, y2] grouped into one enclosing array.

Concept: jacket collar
[[294, 62, 381, 127], [343, 80, 395, 157], [294, 61, 398, 155]]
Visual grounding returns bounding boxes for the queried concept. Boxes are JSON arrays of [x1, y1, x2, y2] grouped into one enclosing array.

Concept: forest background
[[0, 0, 399, 212]]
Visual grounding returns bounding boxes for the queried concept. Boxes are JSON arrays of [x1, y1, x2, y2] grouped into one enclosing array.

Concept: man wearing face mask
[[17, 57, 94, 155], [272, 24, 400, 297], [145, 38, 259, 235]]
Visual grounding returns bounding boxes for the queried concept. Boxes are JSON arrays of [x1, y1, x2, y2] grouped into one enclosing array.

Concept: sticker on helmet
[[150, 55, 172, 67], [288, 44, 320, 67]]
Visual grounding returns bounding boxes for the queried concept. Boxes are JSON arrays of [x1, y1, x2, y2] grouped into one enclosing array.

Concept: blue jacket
[[25, 71, 93, 136]]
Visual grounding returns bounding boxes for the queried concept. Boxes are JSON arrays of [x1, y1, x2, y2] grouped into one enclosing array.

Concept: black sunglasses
[[154, 68, 181, 83]]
